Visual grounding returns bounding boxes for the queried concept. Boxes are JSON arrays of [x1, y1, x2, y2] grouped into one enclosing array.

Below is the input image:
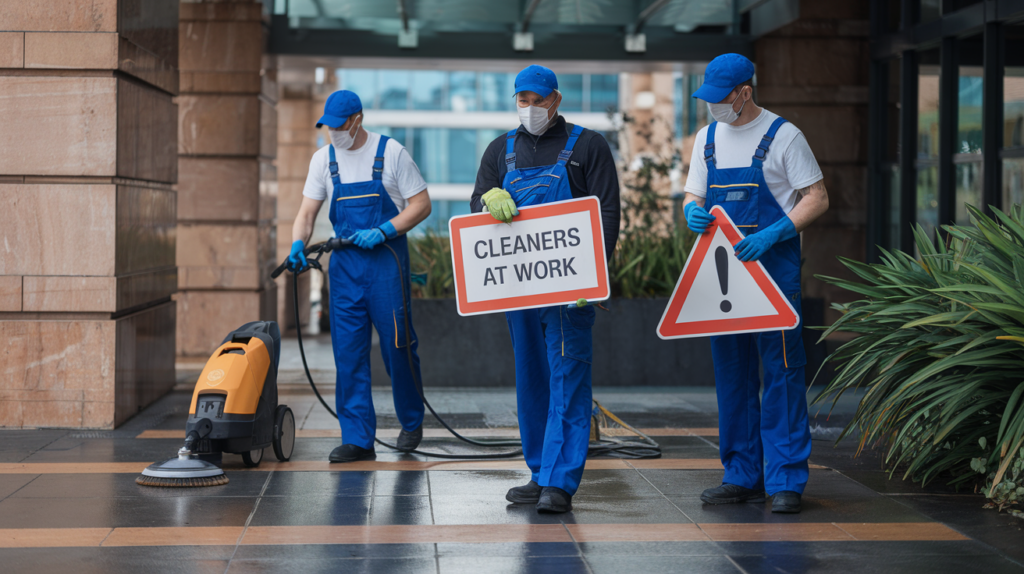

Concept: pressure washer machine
[[137, 321, 296, 487]]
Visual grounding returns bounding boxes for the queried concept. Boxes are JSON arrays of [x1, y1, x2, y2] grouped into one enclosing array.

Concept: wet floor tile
[[249, 495, 371, 526], [262, 471, 374, 497], [227, 557, 438, 574], [0, 547, 230, 574], [13, 472, 269, 499], [729, 552, 1024, 574], [586, 554, 741, 574], [22, 438, 186, 463], [572, 469, 665, 499], [577, 541, 725, 556], [0, 474, 37, 500], [435, 541, 579, 557], [563, 496, 691, 525], [427, 470, 532, 496], [714, 539, 995, 557], [429, 494, 565, 525], [635, 469, 723, 496], [668, 495, 931, 524], [373, 470, 431, 496], [0, 496, 257, 528], [369, 495, 434, 525], [234, 543, 436, 559], [439, 555, 591, 574]]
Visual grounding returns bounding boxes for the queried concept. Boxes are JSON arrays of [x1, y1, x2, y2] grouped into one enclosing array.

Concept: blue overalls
[[703, 118, 811, 496], [327, 137, 425, 449], [502, 125, 595, 496]]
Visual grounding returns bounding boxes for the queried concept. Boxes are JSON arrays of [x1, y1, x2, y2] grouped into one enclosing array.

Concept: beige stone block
[[180, 2, 264, 22], [20, 400, 85, 428], [179, 20, 262, 73], [24, 32, 118, 69], [769, 105, 867, 164], [277, 180, 306, 221], [83, 401, 115, 428], [259, 161, 278, 223], [798, 0, 869, 20], [1, 0, 118, 32], [180, 71, 261, 94], [278, 144, 317, 180], [261, 99, 278, 159], [0, 276, 21, 311], [279, 127, 319, 146], [178, 157, 261, 222], [0, 77, 117, 176], [178, 95, 261, 156], [23, 276, 117, 312], [0, 184, 116, 276], [0, 32, 25, 68], [756, 38, 868, 89], [118, 35, 179, 98], [114, 301, 175, 425], [117, 79, 178, 183], [278, 99, 314, 129], [176, 290, 268, 357], [116, 267, 177, 311], [815, 165, 868, 227], [0, 320, 116, 396], [177, 224, 261, 289], [116, 185, 177, 275]]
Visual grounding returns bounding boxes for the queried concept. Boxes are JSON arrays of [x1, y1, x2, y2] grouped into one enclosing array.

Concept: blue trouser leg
[[369, 245, 425, 433], [507, 309, 550, 485], [329, 266, 376, 450], [757, 294, 810, 495], [710, 332, 764, 490]]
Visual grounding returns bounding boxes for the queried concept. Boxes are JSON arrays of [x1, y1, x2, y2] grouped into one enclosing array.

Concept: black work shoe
[[771, 491, 801, 513], [396, 426, 423, 452], [536, 487, 573, 513], [329, 444, 375, 463], [506, 480, 543, 504], [700, 483, 766, 505]]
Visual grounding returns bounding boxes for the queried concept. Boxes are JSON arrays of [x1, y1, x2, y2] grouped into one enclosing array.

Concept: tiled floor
[[1, 375, 1023, 573]]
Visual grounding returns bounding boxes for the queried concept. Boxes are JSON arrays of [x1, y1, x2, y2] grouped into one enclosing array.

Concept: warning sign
[[657, 205, 798, 339], [449, 196, 609, 317]]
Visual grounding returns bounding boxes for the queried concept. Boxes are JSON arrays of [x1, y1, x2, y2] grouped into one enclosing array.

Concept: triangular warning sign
[[657, 206, 799, 340]]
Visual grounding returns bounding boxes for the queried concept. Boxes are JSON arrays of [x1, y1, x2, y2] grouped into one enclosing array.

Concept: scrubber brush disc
[[137, 450, 228, 488]]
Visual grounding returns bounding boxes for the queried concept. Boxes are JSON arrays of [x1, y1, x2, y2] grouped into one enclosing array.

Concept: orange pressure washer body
[[191, 337, 271, 417]]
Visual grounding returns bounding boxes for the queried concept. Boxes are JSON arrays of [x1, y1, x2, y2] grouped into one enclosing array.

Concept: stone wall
[[755, 0, 870, 324], [176, 1, 278, 358], [0, 1, 179, 428]]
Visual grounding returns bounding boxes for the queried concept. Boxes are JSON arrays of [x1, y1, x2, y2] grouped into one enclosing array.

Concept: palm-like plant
[[815, 204, 1024, 508]]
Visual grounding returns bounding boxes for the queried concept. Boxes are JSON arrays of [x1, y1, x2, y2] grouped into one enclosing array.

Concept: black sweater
[[470, 116, 621, 258]]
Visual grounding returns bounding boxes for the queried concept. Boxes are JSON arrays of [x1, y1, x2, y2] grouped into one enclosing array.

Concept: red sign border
[[449, 196, 609, 317], [656, 205, 799, 339]]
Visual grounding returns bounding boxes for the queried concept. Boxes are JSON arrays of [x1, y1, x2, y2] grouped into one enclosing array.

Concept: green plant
[[408, 229, 454, 298], [814, 204, 1024, 510], [610, 226, 696, 298]]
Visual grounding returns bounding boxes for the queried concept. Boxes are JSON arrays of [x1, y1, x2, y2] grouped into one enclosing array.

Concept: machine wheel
[[241, 448, 263, 467], [273, 405, 296, 462]]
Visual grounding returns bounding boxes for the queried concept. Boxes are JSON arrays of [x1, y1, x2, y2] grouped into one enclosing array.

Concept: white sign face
[[449, 196, 610, 316]]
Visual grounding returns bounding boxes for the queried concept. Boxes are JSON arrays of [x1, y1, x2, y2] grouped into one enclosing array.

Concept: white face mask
[[518, 96, 557, 135], [707, 91, 747, 124], [329, 116, 361, 150]]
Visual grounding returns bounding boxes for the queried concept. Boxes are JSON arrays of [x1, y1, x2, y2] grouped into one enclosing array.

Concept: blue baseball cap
[[514, 65, 558, 98], [316, 90, 362, 128], [692, 54, 755, 103]]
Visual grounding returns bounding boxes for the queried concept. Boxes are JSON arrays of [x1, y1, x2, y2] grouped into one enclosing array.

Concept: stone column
[[176, 1, 278, 359], [0, 1, 179, 428], [755, 0, 870, 323]]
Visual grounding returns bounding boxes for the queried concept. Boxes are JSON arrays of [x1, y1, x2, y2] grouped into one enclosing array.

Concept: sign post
[[657, 205, 799, 339], [449, 196, 609, 317]]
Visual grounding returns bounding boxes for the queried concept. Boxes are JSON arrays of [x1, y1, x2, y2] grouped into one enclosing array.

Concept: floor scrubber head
[[137, 419, 229, 487]]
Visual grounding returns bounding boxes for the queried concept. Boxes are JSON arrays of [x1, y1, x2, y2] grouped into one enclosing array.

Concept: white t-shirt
[[684, 109, 823, 215], [302, 131, 428, 211]]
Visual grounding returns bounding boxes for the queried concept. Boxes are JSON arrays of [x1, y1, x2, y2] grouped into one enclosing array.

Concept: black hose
[[291, 244, 523, 459]]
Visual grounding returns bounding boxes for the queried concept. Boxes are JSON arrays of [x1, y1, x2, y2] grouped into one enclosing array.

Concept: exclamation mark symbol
[[715, 246, 731, 313]]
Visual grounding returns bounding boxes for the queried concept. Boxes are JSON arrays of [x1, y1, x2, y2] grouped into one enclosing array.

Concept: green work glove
[[482, 188, 519, 224], [567, 298, 588, 310]]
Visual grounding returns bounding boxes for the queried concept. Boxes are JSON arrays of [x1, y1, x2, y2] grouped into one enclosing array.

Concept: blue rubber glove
[[378, 221, 397, 241], [684, 202, 716, 234], [287, 240, 308, 272], [349, 228, 387, 250], [734, 216, 797, 262]]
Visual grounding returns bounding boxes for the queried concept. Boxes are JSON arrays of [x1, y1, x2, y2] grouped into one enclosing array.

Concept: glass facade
[[916, 62, 940, 238]]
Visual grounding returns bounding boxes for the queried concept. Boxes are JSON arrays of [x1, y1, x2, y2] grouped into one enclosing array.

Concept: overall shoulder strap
[[372, 135, 389, 181], [557, 124, 585, 165], [504, 129, 518, 172], [703, 121, 718, 170], [751, 117, 788, 169], [328, 144, 341, 186]]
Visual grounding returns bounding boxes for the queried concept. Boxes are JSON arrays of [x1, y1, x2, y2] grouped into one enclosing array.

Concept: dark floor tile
[[262, 470, 374, 497], [22, 438, 189, 463], [0, 430, 69, 463], [573, 469, 664, 499], [636, 470, 725, 496], [234, 543, 435, 559], [0, 495, 256, 528], [715, 540, 997, 558], [427, 470, 532, 497], [436, 542, 580, 557], [578, 541, 724, 556], [370, 495, 433, 525], [840, 470, 961, 495], [0, 474, 38, 500], [439, 555, 591, 574], [668, 494, 930, 524], [654, 445, 723, 459], [429, 494, 564, 525], [13, 472, 269, 499], [586, 554, 741, 574], [563, 496, 691, 524], [228, 557, 437, 574], [667, 496, 767, 523], [249, 494, 371, 526], [374, 470, 430, 496], [730, 552, 1024, 574], [801, 469, 883, 500], [0, 548, 230, 574]]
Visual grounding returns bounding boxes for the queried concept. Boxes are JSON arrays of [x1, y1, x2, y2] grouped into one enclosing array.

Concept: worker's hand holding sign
[[449, 196, 610, 316]]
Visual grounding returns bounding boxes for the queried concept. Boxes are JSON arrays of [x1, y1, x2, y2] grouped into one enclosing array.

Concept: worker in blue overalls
[[471, 65, 621, 513], [683, 54, 830, 513], [288, 90, 432, 462]]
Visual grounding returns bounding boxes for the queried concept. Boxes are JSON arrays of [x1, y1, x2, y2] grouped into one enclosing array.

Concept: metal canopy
[[268, 0, 755, 61]]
